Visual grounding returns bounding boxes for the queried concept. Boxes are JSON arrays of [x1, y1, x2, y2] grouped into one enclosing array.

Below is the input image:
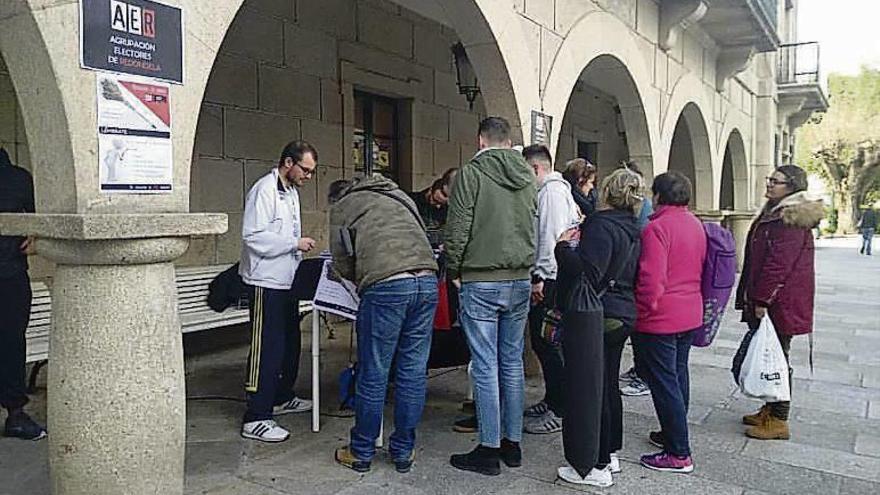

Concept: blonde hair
[[600, 168, 645, 213]]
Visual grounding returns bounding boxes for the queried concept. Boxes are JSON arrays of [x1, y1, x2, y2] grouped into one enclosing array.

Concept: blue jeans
[[350, 275, 438, 461], [862, 228, 875, 255], [632, 330, 695, 457], [459, 280, 531, 448]]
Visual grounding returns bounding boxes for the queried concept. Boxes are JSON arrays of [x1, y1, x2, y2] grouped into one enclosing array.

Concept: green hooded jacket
[[444, 147, 537, 282], [329, 175, 437, 292]]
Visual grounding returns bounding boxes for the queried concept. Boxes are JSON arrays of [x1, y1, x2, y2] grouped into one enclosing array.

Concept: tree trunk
[[839, 192, 857, 233]]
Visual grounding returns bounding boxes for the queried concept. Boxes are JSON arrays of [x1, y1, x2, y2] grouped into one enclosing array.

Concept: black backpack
[[206, 263, 248, 312]]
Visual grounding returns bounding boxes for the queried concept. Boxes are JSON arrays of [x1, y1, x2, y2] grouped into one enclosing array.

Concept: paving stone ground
[[2, 237, 879, 494]]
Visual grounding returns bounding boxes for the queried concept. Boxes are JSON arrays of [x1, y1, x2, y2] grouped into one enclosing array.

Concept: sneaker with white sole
[[241, 419, 290, 443], [524, 410, 563, 434], [619, 367, 638, 383], [273, 397, 313, 416], [557, 465, 614, 487], [523, 401, 549, 418], [609, 453, 621, 474], [620, 377, 650, 396]]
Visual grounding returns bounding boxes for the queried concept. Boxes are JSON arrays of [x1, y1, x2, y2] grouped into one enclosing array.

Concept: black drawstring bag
[[560, 273, 605, 478]]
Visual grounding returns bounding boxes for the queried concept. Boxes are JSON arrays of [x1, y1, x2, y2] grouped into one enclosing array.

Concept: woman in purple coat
[[735, 165, 824, 440]]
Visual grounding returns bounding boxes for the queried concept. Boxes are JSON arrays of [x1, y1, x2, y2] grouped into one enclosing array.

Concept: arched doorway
[[668, 103, 713, 209], [189, 0, 520, 265], [720, 129, 748, 211], [554, 55, 653, 177]]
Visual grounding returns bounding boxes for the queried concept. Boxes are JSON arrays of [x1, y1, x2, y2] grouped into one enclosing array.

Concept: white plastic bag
[[738, 318, 791, 402]]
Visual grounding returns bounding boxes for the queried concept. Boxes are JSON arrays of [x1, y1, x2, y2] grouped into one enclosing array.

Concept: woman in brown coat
[[735, 165, 824, 440]]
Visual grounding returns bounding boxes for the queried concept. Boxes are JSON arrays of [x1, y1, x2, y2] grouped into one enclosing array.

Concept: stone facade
[[185, 0, 485, 266]]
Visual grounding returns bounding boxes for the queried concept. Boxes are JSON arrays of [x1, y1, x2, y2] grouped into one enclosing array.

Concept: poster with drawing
[[96, 73, 172, 193], [313, 260, 360, 320]]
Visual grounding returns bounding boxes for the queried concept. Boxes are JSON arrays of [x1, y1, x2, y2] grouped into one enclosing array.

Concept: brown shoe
[[745, 415, 790, 440], [742, 404, 770, 426]]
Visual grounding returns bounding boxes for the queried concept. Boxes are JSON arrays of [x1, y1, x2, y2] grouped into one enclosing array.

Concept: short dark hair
[[776, 164, 808, 193], [327, 179, 351, 204], [522, 144, 552, 165], [621, 160, 643, 177], [652, 172, 692, 206], [478, 117, 511, 145], [279, 140, 318, 168]]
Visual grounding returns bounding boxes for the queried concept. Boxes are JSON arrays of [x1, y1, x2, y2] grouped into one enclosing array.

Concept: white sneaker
[[557, 465, 614, 487], [609, 453, 621, 474], [241, 420, 290, 443], [273, 397, 313, 415]]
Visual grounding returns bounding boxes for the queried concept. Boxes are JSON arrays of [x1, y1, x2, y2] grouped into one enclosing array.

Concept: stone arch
[[552, 54, 654, 179], [542, 10, 660, 175], [720, 129, 749, 210], [435, 0, 539, 142], [667, 102, 714, 210]]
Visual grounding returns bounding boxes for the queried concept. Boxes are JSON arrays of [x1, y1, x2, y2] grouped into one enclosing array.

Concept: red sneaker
[[639, 452, 694, 473]]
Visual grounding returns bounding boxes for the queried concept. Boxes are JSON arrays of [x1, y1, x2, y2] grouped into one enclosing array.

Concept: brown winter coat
[[736, 192, 825, 336]]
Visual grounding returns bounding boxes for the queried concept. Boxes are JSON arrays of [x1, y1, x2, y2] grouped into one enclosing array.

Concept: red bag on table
[[433, 276, 452, 331]]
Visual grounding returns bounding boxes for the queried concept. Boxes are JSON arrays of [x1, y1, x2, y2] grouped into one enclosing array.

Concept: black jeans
[[527, 280, 565, 416], [0, 271, 31, 411], [632, 330, 695, 457], [243, 285, 301, 422], [769, 334, 793, 420], [597, 322, 632, 467]]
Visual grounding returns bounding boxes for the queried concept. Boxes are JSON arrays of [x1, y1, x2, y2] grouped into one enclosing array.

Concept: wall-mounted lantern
[[451, 42, 481, 110]]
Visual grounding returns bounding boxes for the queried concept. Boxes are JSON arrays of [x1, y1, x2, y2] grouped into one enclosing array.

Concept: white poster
[[313, 261, 360, 320], [96, 73, 172, 193]]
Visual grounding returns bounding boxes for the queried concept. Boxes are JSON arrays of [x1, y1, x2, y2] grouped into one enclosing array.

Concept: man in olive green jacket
[[327, 174, 438, 474], [447, 117, 537, 475]]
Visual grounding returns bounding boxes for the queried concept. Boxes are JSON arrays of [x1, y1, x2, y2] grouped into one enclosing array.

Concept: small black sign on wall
[[530, 110, 553, 146], [80, 0, 184, 84]]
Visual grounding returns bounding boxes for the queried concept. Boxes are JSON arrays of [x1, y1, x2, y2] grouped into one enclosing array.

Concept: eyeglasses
[[765, 177, 790, 187], [295, 163, 316, 177]]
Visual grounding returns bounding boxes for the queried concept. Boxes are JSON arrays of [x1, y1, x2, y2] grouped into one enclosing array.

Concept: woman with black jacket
[[553, 168, 644, 487]]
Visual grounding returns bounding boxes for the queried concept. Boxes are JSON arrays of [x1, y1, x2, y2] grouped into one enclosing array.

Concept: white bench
[[25, 264, 313, 390]]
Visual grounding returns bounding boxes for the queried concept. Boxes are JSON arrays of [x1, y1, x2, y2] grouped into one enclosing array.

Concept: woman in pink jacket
[[633, 171, 706, 474]]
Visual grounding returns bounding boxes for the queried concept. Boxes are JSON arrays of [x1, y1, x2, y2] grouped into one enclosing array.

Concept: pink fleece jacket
[[635, 205, 706, 334]]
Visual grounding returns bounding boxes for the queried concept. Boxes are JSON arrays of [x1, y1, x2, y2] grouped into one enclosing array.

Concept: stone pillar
[[724, 211, 756, 271], [694, 210, 724, 224], [0, 213, 226, 495]]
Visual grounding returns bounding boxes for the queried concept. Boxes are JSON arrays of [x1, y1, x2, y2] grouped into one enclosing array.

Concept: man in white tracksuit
[[521, 144, 582, 435], [239, 140, 318, 442]]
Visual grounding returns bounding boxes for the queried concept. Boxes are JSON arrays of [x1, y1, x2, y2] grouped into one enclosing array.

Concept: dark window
[[353, 92, 399, 180], [577, 141, 599, 165]]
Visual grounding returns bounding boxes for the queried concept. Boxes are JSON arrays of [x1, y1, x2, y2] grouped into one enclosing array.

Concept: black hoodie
[[555, 209, 641, 325], [0, 148, 35, 277]]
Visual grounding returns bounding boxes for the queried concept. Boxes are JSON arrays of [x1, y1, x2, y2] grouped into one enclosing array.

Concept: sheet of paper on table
[[313, 259, 359, 320]]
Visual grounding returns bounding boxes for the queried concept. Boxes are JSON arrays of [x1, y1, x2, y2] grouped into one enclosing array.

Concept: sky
[[798, 0, 880, 79]]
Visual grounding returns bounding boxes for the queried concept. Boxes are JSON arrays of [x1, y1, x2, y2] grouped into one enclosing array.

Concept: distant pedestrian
[[328, 175, 438, 474], [736, 165, 824, 440], [238, 141, 317, 443], [858, 207, 877, 255], [554, 168, 643, 487], [0, 147, 46, 441], [521, 145, 581, 435], [446, 117, 536, 476], [633, 171, 706, 474], [562, 158, 598, 219]]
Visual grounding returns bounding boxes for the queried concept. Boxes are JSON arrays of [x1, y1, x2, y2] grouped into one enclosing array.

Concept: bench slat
[[26, 265, 315, 363]]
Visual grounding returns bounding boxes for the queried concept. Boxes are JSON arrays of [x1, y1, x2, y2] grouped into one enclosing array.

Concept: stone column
[[695, 210, 724, 224], [724, 211, 756, 271], [0, 213, 226, 495]]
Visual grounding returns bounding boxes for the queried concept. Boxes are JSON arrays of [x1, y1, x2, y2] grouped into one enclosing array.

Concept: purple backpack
[[693, 222, 737, 347]]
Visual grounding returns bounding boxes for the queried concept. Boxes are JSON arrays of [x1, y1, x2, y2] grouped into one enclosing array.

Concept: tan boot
[[742, 404, 770, 426], [745, 415, 790, 440]]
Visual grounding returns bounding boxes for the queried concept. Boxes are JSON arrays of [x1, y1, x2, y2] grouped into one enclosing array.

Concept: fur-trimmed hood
[[760, 191, 824, 229]]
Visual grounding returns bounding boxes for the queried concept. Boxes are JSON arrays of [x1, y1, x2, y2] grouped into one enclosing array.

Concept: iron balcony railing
[[777, 41, 821, 85]]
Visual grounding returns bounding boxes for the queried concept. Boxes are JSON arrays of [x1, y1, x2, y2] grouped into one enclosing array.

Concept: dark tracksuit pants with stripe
[[244, 285, 301, 422]]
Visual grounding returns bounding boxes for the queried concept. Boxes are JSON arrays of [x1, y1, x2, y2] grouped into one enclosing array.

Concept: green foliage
[[796, 67, 880, 233]]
